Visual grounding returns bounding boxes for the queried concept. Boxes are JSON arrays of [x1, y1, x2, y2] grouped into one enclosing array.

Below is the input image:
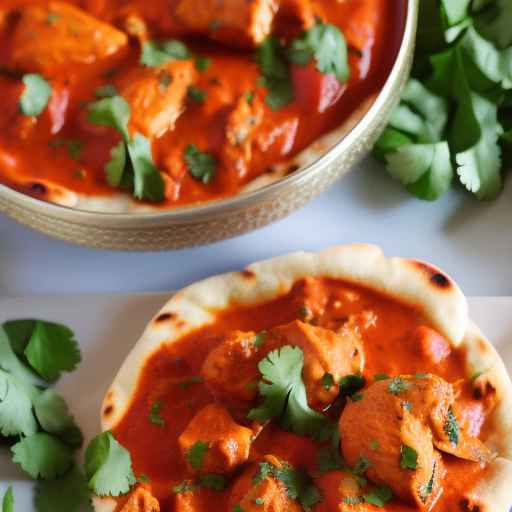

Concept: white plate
[[1, 294, 511, 511]]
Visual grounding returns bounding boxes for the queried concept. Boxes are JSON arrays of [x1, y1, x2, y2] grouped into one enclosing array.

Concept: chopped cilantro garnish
[[184, 144, 217, 184], [374, 373, 390, 381], [388, 377, 409, 395], [195, 57, 212, 72], [95, 84, 118, 98], [288, 21, 349, 83], [49, 139, 83, 161], [400, 444, 418, 470], [471, 370, 484, 381], [415, 373, 429, 379], [198, 474, 225, 491], [444, 407, 459, 446], [254, 331, 268, 348], [402, 401, 413, 411], [88, 96, 165, 202], [248, 346, 335, 441], [233, 505, 244, 512], [353, 456, 372, 476], [172, 481, 196, 494], [186, 441, 209, 470], [19, 74, 52, 117], [140, 39, 191, 67], [138, 473, 150, 483], [370, 439, 380, 451], [245, 91, 255, 105], [84, 431, 136, 496], [363, 485, 394, 506], [188, 86, 207, 103], [1, 486, 13, 512], [254, 497, 264, 505], [255, 37, 293, 111], [149, 401, 165, 427], [339, 374, 366, 397], [320, 372, 335, 390], [179, 376, 203, 389], [350, 392, 364, 402]]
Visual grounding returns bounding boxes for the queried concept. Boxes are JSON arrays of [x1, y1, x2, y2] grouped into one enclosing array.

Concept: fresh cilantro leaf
[[255, 498, 264, 505], [126, 133, 165, 202], [186, 441, 209, 470], [3, 320, 36, 355], [12, 433, 73, 480], [195, 57, 212, 72], [149, 401, 165, 427], [363, 485, 394, 506], [475, 0, 512, 49], [350, 393, 363, 402], [58, 425, 84, 449], [141, 40, 191, 67], [441, 0, 471, 27], [2, 486, 13, 512], [289, 22, 349, 83], [374, 374, 390, 382], [88, 96, 130, 140], [0, 368, 38, 437], [388, 377, 409, 396], [19, 74, 52, 116], [24, 321, 81, 382], [256, 37, 293, 110], [400, 444, 418, 470], [188, 86, 207, 103], [172, 481, 196, 494], [95, 84, 118, 98], [198, 474, 225, 491], [33, 389, 75, 434], [420, 465, 436, 501], [233, 505, 244, 512], [248, 346, 334, 441], [184, 144, 216, 184], [339, 374, 366, 397], [85, 431, 136, 496], [444, 407, 459, 445], [320, 373, 335, 390], [105, 140, 126, 187], [138, 474, 150, 483], [35, 466, 91, 512]]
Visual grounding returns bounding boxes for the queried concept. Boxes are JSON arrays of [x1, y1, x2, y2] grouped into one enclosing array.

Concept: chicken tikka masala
[[105, 276, 499, 512], [0, 0, 405, 208]]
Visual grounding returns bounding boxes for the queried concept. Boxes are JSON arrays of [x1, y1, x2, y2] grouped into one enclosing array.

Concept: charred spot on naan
[[410, 261, 453, 291], [240, 269, 256, 280]]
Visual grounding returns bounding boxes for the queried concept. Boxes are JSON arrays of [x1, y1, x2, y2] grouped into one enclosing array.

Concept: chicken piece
[[174, 0, 278, 48], [290, 277, 331, 323], [315, 471, 374, 512], [412, 326, 451, 365], [174, 483, 218, 512], [270, 320, 364, 408], [121, 61, 196, 138], [339, 375, 492, 509], [202, 320, 364, 409], [178, 404, 253, 474], [10, 2, 127, 74], [222, 94, 264, 179], [119, 486, 159, 512], [229, 456, 302, 512], [201, 330, 262, 406]]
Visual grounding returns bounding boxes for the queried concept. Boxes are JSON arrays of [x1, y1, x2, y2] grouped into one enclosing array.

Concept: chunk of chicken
[[178, 404, 253, 474], [222, 94, 264, 179], [174, 0, 313, 49], [229, 456, 302, 512], [290, 277, 330, 323], [119, 486, 159, 512], [121, 61, 196, 138], [174, 483, 217, 512], [271, 320, 364, 408], [339, 375, 492, 509], [10, 2, 127, 74], [202, 320, 364, 409], [174, 0, 278, 48]]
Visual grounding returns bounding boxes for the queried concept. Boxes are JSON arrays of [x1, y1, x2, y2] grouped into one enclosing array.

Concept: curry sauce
[[112, 278, 495, 511], [0, 0, 405, 207]]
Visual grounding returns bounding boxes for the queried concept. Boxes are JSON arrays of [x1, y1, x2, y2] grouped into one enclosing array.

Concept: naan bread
[[95, 245, 512, 511]]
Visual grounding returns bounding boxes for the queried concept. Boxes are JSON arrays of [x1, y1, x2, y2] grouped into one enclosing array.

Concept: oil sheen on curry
[[110, 277, 497, 512], [0, 0, 405, 208]]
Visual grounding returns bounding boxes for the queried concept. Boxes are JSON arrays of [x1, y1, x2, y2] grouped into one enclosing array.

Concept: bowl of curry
[[0, 0, 418, 250], [93, 246, 512, 511]]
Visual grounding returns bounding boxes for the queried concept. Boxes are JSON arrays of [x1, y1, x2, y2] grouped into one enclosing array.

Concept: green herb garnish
[[19, 74, 52, 116]]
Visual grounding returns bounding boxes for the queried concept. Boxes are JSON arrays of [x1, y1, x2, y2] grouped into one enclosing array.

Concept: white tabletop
[[1, 158, 511, 297]]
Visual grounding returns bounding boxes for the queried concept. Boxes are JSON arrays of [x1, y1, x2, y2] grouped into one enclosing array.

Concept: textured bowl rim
[[0, 0, 418, 225]]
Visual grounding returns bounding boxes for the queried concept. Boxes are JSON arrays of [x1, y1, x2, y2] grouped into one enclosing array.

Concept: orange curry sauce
[[0, 0, 406, 207], [113, 278, 492, 511]]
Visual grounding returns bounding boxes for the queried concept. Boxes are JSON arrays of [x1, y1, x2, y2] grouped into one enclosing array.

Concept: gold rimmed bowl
[[0, 0, 419, 251]]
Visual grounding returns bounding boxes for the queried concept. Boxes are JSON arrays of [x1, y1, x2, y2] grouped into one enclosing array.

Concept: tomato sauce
[[0, 0, 406, 207], [113, 278, 492, 511]]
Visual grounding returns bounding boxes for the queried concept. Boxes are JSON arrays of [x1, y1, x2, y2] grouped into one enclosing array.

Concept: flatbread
[[95, 245, 512, 511]]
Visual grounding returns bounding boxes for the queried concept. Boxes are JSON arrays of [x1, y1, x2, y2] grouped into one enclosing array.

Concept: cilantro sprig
[[19, 74, 52, 117], [248, 345, 335, 441], [140, 39, 191, 67], [375, 0, 512, 201], [88, 96, 165, 202], [184, 144, 217, 184], [2, 487, 14, 512]]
